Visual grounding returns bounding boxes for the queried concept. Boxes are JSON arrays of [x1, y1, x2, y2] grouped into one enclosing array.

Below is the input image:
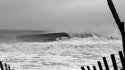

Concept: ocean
[[0, 30, 123, 70], [0, 30, 69, 43]]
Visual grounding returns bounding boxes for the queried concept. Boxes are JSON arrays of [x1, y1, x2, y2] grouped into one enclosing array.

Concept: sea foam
[[0, 37, 123, 70]]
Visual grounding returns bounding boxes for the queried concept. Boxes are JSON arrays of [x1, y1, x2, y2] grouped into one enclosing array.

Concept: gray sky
[[0, 0, 124, 36]]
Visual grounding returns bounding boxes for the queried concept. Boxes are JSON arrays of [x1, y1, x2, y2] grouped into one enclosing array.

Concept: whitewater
[[0, 37, 123, 70]]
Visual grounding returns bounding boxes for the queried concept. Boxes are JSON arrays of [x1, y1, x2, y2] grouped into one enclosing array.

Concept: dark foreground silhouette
[[106, 0, 125, 69], [81, 0, 125, 70]]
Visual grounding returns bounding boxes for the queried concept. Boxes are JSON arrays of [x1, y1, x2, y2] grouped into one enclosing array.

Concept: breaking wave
[[0, 32, 121, 44], [0, 36, 123, 70]]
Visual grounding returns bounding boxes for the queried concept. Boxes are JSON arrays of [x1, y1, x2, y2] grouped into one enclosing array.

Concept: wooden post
[[111, 54, 118, 70], [8, 65, 11, 70], [107, 0, 125, 57], [93, 66, 96, 70], [87, 66, 90, 70], [119, 51, 124, 68], [103, 57, 109, 70], [97, 61, 103, 70], [4, 63, 8, 70], [0, 61, 4, 70], [81, 66, 85, 70]]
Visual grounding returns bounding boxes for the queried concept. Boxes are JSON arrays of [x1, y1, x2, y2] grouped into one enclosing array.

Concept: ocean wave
[[0, 37, 122, 53], [0, 32, 121, 44], [0, 37, 122, 70], [0, 32, 70, 43]]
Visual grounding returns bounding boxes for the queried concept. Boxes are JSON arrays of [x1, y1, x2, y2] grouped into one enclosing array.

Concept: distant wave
[[0, 31, 121, 44], [15, 32, 70, 42], [69, 33, 122, 40]]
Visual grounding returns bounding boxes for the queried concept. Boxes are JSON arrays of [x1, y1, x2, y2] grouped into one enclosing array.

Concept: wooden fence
[[81, 51, 124, 70], [0, 61, 14, 70], [0, 51, 124, 70]]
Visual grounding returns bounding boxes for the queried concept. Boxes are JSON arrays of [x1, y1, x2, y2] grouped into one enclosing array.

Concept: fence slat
[[8, 65, 11, 70], [98, 61, 103, 70], [103, 57, 109, 70], [0, 61, 4, 70], [119, 51, 124, 68], [81, 51, 123, 70], [93, 66, 96, 70], [81, 66, 85, 70], [111, 54, 118, 70], [5, 63, 8, 70], [87, 66, 90, 70]]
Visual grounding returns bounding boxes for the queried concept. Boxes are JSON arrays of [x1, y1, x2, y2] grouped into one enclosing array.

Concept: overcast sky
[[0, 0, 124, 36]]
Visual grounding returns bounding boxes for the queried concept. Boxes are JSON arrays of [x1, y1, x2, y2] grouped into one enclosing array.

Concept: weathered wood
[[5, 63, 8, 70], [111, 54, 118, 70], [93, 66, 96, 70], [81, 66, 85, 70], [0, 61, 4, 70], [87, 66, 90, 70], [107, 0, 125, 57], [119, 51, 124, 68], [103, 57, 109, 70], [97, 61, 103, 70], [8, 65, 11, 70]]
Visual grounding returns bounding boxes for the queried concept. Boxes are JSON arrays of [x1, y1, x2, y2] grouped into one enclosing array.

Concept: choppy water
[[0, 37, 123, 70]]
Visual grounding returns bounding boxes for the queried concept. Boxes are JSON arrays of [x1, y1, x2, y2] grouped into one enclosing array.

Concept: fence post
[[8, 65, 11, 70], [93, 66, 96, 70], [5, 63, 8, 70], [81, 66, 85, 70], [111, 54, 118, 70], [103, 57, 109, 70], [119, 51, 124, 69], [0, 61, 4, 70], [87, 66, 90, 70], [97, 61, 103, 70]]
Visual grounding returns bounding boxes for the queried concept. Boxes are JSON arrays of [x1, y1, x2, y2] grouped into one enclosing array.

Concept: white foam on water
[[0, 37, 123, 70]]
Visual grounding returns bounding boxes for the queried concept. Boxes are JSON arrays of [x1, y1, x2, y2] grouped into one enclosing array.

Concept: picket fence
[[81, 51, 124, 70], [0, 51, 124, 70], [0, 61, 14, 70]]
